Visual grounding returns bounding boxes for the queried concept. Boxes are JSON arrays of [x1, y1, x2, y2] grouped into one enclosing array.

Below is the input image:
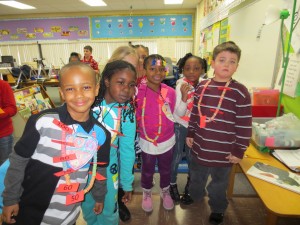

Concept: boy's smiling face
[[59, 67, 99, 122]]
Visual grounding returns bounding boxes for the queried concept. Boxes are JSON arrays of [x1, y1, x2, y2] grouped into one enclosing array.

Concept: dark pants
[[141, 148, 173, 189], [170, 123, 191, 183], [189, 155, 231, 213]]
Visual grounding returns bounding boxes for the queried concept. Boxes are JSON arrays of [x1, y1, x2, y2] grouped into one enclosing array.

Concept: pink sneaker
[[160, 186, 174, 210], [142, 188, 153, 212]]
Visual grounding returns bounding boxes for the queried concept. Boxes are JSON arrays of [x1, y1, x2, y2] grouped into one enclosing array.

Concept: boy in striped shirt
[[186, 41, 252, 225]]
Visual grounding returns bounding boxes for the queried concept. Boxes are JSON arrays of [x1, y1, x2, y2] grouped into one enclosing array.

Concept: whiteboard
[[228, 0, 283, 89]]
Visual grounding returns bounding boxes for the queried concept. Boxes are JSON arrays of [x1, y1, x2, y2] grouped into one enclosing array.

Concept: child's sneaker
[[160, 186, 174, 210], [209, 212, 224, 225], [170, 183, 180, 203], [142, 188, 153, 212]]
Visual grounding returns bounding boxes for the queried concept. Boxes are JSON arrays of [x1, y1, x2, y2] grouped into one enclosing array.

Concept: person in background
[[129, 42, 149, 86], [1, 62, 111, 225], [82, 60, 137, 225], [186, 41, 252, 225], [108, 46, 138, 68], [82, 45, 99, 74], [0, 80, 17, 166], [128, 43, 149, 175], [107, 45, 139, 222], [69, 52, 81, 62], [136, 54, 176, 213], [170, 53, 206, 205]]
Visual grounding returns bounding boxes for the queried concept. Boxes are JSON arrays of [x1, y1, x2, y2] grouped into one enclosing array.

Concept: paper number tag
[[66, 190, 84, 205], [57, 183, 80, 193], [53, 154, 77, 163], [200, 116, 206, 128]]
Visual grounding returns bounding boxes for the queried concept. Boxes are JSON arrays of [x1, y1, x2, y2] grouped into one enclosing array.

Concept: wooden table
[[19, 78, 60, 87], [4, 73, 60, 87], [228, 145, 300, 225], [1, 73, 16, 85]]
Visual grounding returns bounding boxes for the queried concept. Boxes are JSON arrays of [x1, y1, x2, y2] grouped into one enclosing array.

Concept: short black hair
[[177, 53, 206, 74]]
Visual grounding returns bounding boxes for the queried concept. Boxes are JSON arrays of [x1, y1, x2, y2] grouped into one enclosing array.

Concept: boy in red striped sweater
[[186, 41, 252, 225]]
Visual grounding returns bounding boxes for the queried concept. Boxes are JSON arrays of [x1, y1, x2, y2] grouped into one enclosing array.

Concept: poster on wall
[[0, 17, 89, 42], [219, 18, 230, 44], [91, 14, 192, 39]]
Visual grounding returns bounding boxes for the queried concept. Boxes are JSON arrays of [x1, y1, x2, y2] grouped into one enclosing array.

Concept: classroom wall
[[0, 9, 195, 68], [228, 0, 282, 89]]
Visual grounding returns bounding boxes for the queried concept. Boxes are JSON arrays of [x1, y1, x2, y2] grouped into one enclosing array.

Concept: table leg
[[227, 164, 237, 199], [266, 210, 278, 225]]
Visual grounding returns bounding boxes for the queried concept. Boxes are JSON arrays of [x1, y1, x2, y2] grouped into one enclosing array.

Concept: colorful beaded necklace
[[197, 79, 231, 125], [100, 102, 122, 145], [141, 86, 163, 146]]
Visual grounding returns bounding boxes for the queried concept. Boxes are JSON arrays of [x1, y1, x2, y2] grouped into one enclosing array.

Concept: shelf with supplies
[[12, 84, 56, 138]]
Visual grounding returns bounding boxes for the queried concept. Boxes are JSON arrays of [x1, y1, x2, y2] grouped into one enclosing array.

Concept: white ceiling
[[0, 0, 200, 16]]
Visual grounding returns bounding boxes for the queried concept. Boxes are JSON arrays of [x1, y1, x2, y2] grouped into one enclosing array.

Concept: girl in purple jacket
[[136, 54, 176, 213]]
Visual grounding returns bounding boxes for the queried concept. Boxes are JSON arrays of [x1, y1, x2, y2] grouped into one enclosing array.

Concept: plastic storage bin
[[252, 114, 300, 150], [252, 89, 279, 106]]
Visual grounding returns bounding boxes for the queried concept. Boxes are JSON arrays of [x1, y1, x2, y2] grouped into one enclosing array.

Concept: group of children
[[1, 41, 252, 225]]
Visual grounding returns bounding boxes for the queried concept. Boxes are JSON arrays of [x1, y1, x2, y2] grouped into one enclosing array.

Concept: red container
[[252, 89, 279, 106], [252, 105, 283, 117]]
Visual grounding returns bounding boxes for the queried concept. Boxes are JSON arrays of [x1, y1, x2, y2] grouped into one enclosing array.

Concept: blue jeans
[[0, 135, 13, 166], [170, 123, 191, 184], [189, 155, 231, 213]]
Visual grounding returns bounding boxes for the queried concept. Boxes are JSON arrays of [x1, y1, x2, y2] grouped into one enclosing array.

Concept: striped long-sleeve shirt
[[187, 79, 252, 167], [3, 104, 111, 225]]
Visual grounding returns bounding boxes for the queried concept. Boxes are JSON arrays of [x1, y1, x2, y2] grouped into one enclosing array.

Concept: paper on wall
[[283, 53, 300, 97], [275, 54, 300, 97]]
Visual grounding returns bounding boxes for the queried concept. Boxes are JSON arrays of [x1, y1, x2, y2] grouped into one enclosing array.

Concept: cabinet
[[12, 84, 55, 138]]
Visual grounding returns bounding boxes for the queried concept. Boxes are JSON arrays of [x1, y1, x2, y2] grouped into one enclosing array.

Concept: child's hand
[[122, 191, 132, 204], [93, 202, 104, 215], [225, 153, 242, 164], [180, 83, 190, 102], [2, 204, 19, 224], [186, 137, 194, 148]]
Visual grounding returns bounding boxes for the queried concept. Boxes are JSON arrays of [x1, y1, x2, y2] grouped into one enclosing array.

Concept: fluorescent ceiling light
[[81, 0, 107, 6], [164, 0, 183, 4], [0, 1, 35, 9]]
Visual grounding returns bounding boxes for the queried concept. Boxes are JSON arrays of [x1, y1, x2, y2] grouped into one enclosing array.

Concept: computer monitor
[[1, 56, 13, 63], [1, 56, 14, 67]]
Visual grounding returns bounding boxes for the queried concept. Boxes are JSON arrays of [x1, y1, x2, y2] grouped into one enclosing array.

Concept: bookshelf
[[12, 84, 55, 138]]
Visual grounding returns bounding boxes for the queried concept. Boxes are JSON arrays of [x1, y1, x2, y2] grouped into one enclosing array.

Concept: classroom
[[0, 0, 300, 225]]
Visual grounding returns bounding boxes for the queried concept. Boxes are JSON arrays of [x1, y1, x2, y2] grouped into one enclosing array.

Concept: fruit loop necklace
[[141, 86, 163, 146], [99, 102, 121, 145], [197, 79, 231, 127]]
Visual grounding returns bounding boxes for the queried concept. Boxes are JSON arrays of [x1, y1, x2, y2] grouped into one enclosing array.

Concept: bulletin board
[[199, 19, 228, 72], [91, 14, 193, 39], [0, 17, 90, 42]]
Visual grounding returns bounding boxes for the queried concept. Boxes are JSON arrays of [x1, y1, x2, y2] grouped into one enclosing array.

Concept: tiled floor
[[76, 194, 300, 225]]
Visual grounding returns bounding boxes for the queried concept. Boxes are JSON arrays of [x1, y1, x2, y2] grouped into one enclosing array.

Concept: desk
[[2, 74, 16, 85], [228, 145, 300, 225], [19, 78, 60, 87], [4, 73, 60, 87]]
